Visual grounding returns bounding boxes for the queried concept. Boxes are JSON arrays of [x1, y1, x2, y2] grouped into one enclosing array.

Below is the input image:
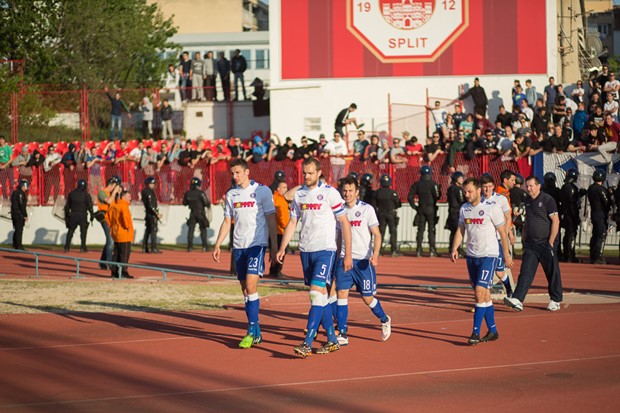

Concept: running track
[[0, 249, 619, 412]]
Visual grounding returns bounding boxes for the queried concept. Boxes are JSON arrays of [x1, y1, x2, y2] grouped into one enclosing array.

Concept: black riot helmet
[[190, 177, 202, 189], [544, 172, 557, 186], [380, 174, 392, 187], [77, 179, 87, 190], [451, 171, 464, 184], [565, 169, 578, 184], [360, 173, 373, 186], [144, 176, 156, 186], [347, 171, 359, 182], [514, 174, 524, 186], [273, 170, 285, 182], [592, 169, 606, 183]]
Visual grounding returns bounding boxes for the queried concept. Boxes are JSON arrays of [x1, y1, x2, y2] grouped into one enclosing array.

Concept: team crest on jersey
[[317, 195, 324, 200], [479, 210, 485, 216], [538, 202, 543, 207], [355, 211, 361, 217], [250, 193, 256, 198]]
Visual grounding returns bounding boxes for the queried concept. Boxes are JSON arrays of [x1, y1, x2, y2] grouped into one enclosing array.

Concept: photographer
[[95, 176, 122, 270]]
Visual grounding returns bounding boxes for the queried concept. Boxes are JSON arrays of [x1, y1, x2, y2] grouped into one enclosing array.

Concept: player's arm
[[337, 214, 353, 271], [450, 224, 465, 263], [497, 224, 513, 268], [503, 209, 515, 245], [266, 212, 277, 259], [212, 217, 232, 262], [284, 185, 301, 202], [277, 217, 297, 263], [370, 224, 381, 267]]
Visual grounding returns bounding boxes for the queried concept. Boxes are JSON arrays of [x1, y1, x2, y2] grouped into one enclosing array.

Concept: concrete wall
[[183, 101, 270, 140], [152, 0, 243, 33]]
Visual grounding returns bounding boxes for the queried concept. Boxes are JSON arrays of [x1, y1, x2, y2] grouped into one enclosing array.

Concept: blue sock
[[329, 295, 338, 324], [369, 298, 388, 323], [305, 304, 323, 346], [247, 293, 260, 336], [244, 296, 251, 334], [484, 301, 497, 333], [473, 303, 486, 335], [337, 299, 348, 335], [501, 275, 513, 297], [320, 303, 338, 343]]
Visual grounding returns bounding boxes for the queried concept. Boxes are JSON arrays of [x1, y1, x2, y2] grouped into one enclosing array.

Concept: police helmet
[[565, 168, 578, 183], [360, 173, 373, 186], [514, 174, 524, 186], [77, 179, 87, 190], [18, 179, 29, 190], [273, 170, 285, 181], [190, 177, 202, 188], [451, 171, 464, 183], [420, 166, 431, 176], [544, 172, 557, 184], [380, 174, 392, 187], [347, 171, 359, 181], [592, 169, 606, 183], [106, 176, 120, 186], [144, 176, 156, 186]]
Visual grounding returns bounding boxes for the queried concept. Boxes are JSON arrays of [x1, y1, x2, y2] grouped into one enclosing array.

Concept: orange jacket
[[97, 189, 112, 225], [109, 199, 134, 243], [273, 191, 290, 235], [496, 185, 512, 211]]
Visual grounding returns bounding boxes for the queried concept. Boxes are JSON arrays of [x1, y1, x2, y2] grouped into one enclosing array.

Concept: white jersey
[[337, 200, 379, 260], [483, 192, 510, 240], [224, 180, 275, 249], [290, 181, 345, 253], [459, 200, 505, 258]]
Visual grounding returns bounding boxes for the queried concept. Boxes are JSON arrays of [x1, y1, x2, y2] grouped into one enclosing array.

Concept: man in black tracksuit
[[142, 176, 162, 253], [588, 169, 610, 264], [446, 171, 466, 257], [375, 174, 401, 256], [408, 166, 441, 257], [183, 177, 211, 252], [11, 180, 29, 250], [559, 169, 585, 262], [64, 179, 94, 252]]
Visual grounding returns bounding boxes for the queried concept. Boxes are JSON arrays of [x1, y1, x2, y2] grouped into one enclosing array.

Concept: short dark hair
[[480, 174, 495, 185], [525, 175, 540, 185], [230, 158, 249, 170], [302, 157, 322, 171], [349, 103, 357, 109], [342, 176, 359, 189], [463, 177, 480, 189], [500, 170, 516, 183]]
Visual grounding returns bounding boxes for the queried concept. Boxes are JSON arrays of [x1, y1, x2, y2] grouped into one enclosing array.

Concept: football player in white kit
[[451, 178, 513, 345], [213, 159, 278, 349], [277, 157, 353, 357], [334, 177, 391, 346]]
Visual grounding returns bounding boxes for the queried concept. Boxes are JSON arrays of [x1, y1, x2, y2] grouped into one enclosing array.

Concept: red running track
[[0, 249, 619, 412]]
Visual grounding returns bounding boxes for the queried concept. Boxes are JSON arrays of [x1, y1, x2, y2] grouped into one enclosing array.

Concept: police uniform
[[141, 178, 161, 253], [408, 167, 441, 256], [446, 175, 466, 256], [183, 178, 211, 251], [359, 173, 376, 209], [10, 181, 29, 250], [375, 176, 401, 255], [588, 173, 610, 264], [64, 180, 94, 252], [559, 170, 585, 262], [509, 185, 527, 236]]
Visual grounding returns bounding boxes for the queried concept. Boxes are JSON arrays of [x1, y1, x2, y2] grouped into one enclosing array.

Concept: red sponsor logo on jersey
[[234, 201, 256, 208], [464, 217, 484, 225], [349, 220, 362, 227], [300, 203, 322, 210]]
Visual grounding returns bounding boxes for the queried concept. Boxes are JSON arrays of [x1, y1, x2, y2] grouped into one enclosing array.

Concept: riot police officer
[[183, 177, 211, 252], [64, 179, 94, 252], [542, 172, 562, 213], [375, 173, 401, 256], [408, 166, 441, 257], [269, 170, 286, 193], [10, 180, 29, 250], [359, 173, 376, 208], [141, 176, 162, 253], [588, 169, 610, 264], [445, 171, 466, 257], [560, 169, 585, 262], [510, 174, 527, 236]]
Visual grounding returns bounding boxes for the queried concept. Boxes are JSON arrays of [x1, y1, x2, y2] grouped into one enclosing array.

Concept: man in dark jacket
[[446, 171, 466, 257], [458, 77, 488, 116], [408, 166, 441, 257], [375, 174, 401, 256], [183, 177, 211, 252], [64, 179, 94, 252], [11, 180, 29, 250], [142, 176, 162, 253], [559, 169, 585, 262], [231, 49, 247, 100], [588, 169, 610, 264], [217, 52, 231, 102], [104, 87, 132, 140]]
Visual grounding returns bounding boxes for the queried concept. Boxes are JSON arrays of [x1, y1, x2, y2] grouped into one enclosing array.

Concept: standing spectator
[[390, 136, 407, 166], [0, 135, 14, 199], [448, 130, 467, 170], [140, 96, 153, 138], [12, 146, 31, 187], [597, 65, 610, 88], [204, 51, 217, 101], [604, 72, 620, 101], [178, 52, 192, 102], [352, 130, 369, 158], [525, 79, 537, 107], [513, 132, 532, 159], [405, 135, 424, 157], [11, 180, 29, 250], [543, 77, 557, 110], [323, 131, 349, 183], [295, 136, 316, 160], [452, 105, 466, 130], [504, 176, 562, 312], [377, 139, 391, 164], [532, 106, 551, 137], [231, 49, 247, 101], [424, 132, 444, 162], [61, 143, 78, 198], [458, 77, 488, 115], [603, 92, 619, 121], [588, 92, 602, 115], [269, 180, 290, 278], [512, 85, 527, 109], [191, 52, 205, 101], [43, 144, 61, 205], [159, 99, 174, 140], [572, 101, 588, 137], [363, 134, 380, 163], [571, 80, 585, 103], [163, 63, 181, 109], [426, 100, 448, 138], [108, 190, 134, 279], [251, 136, 268, 163], [104, 87, 132, 140], [228, 136, 245, 159], [217, 51, 231, 102], [64, 179, 94, 253], [334, 103, 364, 138], [599, 113, 620, 171], [520, 99, 534, 122], [495, 105, 512, 128], [86, 146, 103, 196]]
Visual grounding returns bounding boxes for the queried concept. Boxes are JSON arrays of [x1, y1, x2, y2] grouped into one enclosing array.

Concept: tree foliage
[[0, 0, 179, 88]]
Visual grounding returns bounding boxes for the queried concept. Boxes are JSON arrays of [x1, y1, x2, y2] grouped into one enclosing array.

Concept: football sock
[[484, 301, 497, 333], [473, 303, 486, 335], [329, 294, 338, 323], [369, 297, 388, 323], [247, 293, 260, 336], [305, 291, 323, 346], [320, 294, 338, 343], [501, 275, 513, 296], [336, 298, 348, 335]]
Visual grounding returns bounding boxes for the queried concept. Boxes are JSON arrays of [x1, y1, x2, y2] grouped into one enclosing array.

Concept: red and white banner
[[280, 0, 548, 79]]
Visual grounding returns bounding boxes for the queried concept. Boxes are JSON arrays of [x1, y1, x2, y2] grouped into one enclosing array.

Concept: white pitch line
[[1, 354, 619, 409]]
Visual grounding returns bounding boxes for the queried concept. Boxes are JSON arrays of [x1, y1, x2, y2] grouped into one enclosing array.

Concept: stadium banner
[[280, 0, 547, 79]]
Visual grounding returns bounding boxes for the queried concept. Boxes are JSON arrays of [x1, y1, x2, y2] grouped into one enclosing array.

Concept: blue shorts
[[335, 258, 377, 297], [466, 256, 498, 289], [232, 245, 266, 281], [495, 240, 505, 272], [300, 250, 336, 288]]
